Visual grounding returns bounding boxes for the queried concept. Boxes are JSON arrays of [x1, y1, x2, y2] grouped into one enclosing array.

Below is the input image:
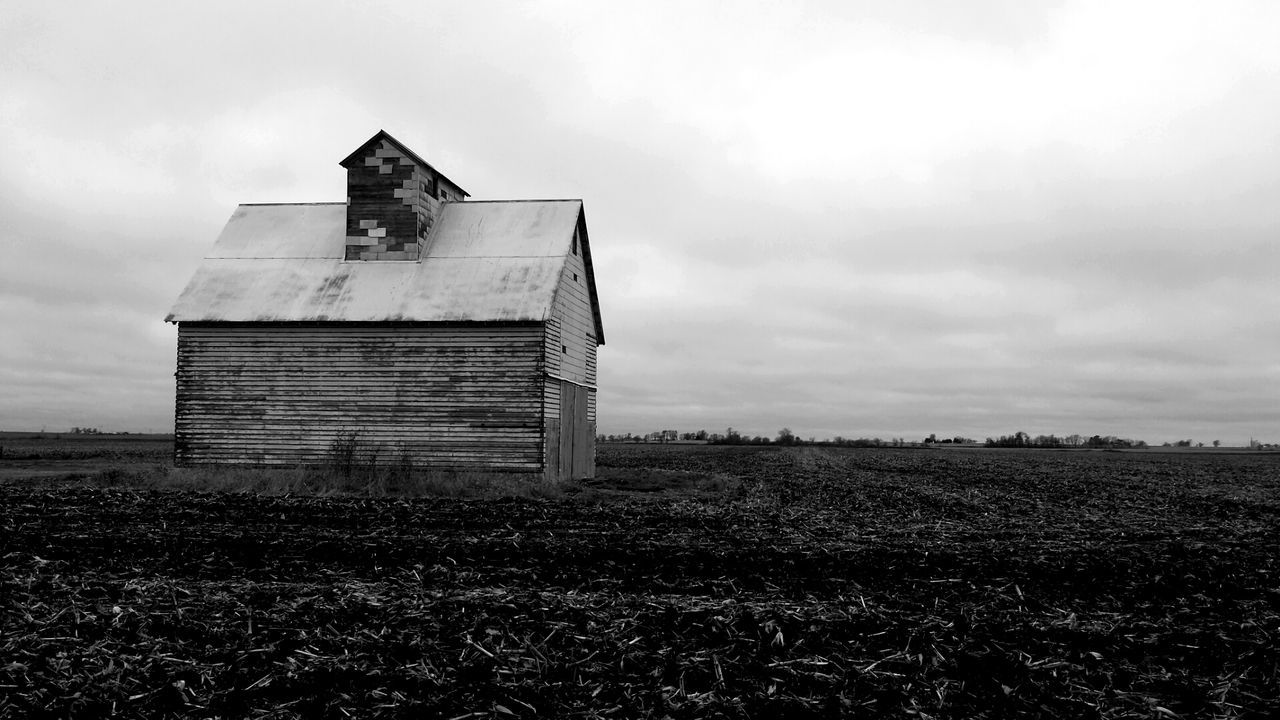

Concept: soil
[[2, 443, 1278, 718]]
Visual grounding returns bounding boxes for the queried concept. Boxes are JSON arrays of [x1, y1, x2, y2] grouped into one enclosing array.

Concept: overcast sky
[[2, 1, 1278, 444]]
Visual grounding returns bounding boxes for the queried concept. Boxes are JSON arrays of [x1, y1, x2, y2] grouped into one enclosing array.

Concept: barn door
[[558, 381, 576, 479], [573, 385, 590, 476], [557, 380, 590, 479]]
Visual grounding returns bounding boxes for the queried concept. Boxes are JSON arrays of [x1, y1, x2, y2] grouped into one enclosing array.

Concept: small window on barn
[[562, 344, 568, 354], [573, 272, 578, 282], [425, 176, 438, 198]]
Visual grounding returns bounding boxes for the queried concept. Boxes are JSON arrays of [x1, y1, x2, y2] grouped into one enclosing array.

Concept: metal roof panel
[[206, 203, 347, 259], [430, 200, 583, 258], [166, 201, 582, 322], [166, 257, 564, 322]]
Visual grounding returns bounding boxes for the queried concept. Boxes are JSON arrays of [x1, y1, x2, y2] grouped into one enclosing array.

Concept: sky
[[2, 1, 1278, 445]]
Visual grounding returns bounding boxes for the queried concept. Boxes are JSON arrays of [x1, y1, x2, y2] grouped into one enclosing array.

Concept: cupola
[[338, 130, 469, 261]]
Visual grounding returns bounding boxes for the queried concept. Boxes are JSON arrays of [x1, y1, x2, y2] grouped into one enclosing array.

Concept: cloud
[[1, 0, 1278, 444]]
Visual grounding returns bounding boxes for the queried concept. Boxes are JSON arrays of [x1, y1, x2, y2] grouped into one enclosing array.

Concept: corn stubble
[[1, 445, 1278, 718]]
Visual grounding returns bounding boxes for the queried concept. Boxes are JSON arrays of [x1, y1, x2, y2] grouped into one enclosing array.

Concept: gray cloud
[[1, 0, 1277, 445]]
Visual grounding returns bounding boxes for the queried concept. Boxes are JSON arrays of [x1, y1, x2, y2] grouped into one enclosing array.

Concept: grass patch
[[76, 432, 565, 498], [83, 464, 565, 499]]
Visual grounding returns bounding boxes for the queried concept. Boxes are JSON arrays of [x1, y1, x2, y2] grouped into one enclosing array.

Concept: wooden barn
[[165, 131, 604, 480]]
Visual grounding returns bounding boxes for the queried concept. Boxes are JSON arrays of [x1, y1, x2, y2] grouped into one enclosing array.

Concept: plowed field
[[2, 444, 1278, 718]]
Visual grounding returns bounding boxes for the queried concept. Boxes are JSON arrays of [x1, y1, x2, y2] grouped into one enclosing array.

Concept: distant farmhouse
[[166, 131, 604, 480]]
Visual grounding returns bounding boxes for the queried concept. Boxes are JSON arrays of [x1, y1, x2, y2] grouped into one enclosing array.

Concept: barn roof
[[166, 199, 604, 341]]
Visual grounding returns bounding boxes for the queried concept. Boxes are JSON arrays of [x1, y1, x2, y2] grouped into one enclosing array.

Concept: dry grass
[[84, 464, 565, 500], [63, 431, 567, 499]]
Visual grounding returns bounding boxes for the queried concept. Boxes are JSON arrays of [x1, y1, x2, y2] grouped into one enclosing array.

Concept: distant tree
[[987, 431, 1035, 448], [776, 428, 796, 445], [1213, 439, 1221, 448], [713, 427, 743, 445]]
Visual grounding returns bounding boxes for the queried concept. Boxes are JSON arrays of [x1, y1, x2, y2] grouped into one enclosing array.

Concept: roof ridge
[[239, 202, 346, 207], [234, 200, 581, 207], [461, 198, 583, 204]]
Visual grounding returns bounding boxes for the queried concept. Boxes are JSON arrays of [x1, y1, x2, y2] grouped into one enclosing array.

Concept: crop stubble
[[2, 445, 1278, 718]]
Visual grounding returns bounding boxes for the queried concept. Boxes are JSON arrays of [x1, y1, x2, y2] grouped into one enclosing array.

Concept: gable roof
[[166, 199, 603, 341], [339, 130, 470, 197]]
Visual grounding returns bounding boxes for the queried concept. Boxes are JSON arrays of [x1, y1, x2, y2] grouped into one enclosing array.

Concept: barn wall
[[542, 227, 599, 480], [544, 237, 595, 385], [175, 322, 545, 470]]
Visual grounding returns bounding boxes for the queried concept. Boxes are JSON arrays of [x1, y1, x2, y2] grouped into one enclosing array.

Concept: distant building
[[166, 131, 604, 480]]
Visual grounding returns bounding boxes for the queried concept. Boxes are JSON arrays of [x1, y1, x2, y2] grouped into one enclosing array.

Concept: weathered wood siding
[[175, 322, 544, 469], [543, 224, 599, 480]]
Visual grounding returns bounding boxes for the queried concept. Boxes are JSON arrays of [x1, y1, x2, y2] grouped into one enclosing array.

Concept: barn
[[165, 130, 604, 480]]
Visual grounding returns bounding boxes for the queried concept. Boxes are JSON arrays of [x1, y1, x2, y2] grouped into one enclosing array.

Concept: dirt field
[[2, 441, 1278, 718], [0, 432, 172, 480]]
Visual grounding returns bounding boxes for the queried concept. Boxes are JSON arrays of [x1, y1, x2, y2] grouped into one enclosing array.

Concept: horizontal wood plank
[[176, 323, 546, 470]]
